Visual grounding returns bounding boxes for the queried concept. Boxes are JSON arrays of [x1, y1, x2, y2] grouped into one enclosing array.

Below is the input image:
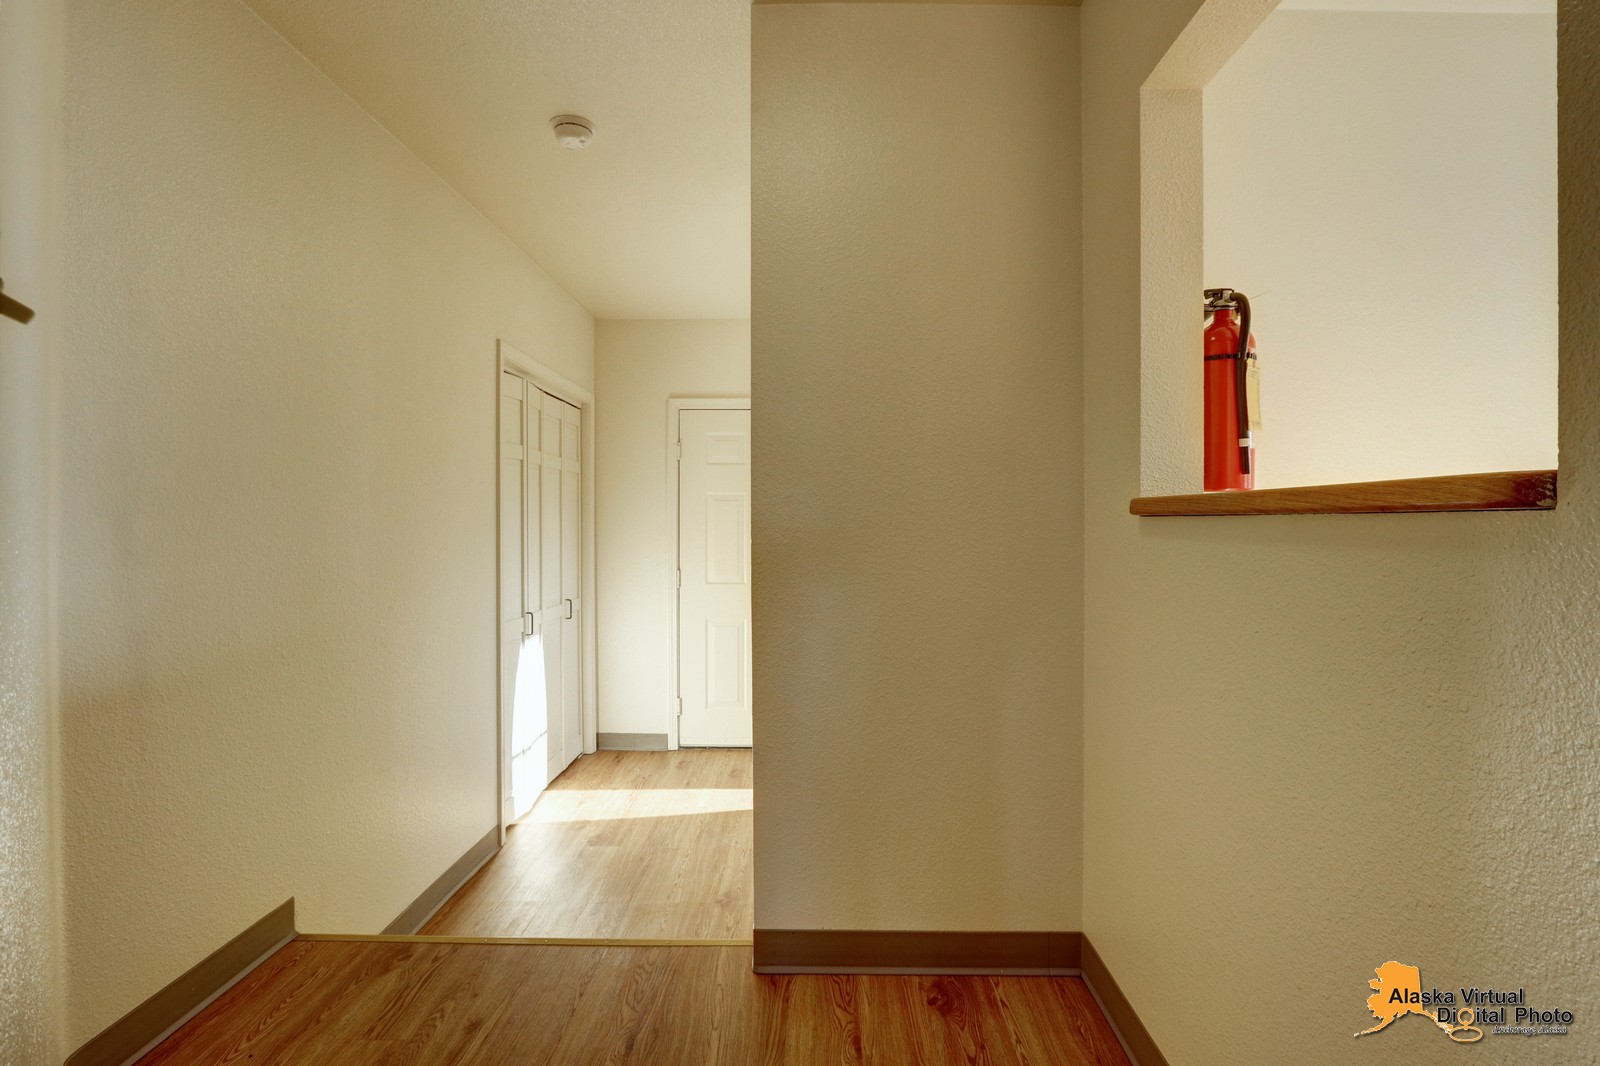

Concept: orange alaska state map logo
[[1355, 961, 1483, 1043]]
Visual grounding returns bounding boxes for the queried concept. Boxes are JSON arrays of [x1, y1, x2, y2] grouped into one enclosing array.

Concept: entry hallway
[[423, 750, 754, 939], [136, 940, 1132, 1065]]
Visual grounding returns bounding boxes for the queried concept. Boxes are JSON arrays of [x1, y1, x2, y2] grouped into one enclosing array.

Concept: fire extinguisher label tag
[[1245, 360, 1263, 431]]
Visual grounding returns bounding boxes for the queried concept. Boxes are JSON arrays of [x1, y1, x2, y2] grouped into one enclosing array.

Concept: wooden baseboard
[[1080, 936, 1171, 1066], [383, 825, 500, 935], [66, 898, 296, 1066], [753, 929, 1168, 1066], [300, 933, 752, 947], [753, 929, 1083, 975], [596, 732, 669, 751]]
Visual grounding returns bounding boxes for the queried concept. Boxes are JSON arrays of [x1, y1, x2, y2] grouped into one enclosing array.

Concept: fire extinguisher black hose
[[1234, 292, 1252, 477]]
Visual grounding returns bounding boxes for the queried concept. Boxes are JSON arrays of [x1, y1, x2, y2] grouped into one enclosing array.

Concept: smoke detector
[[551, 115, 595, 150]]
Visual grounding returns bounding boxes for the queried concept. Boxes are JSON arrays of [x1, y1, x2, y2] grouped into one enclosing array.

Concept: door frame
[[497, 340, 598, 841], [665, 397, 751, 750]]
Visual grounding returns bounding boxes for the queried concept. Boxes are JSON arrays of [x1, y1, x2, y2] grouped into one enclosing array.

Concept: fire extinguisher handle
[[1233, 292, 1252, 477]]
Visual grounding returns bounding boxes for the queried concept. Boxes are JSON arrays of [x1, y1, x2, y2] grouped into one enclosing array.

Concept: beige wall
[[1083, 0, 1599, 1063], [1205, 9, 1557, 487], [58, 0, 593, 1048], [0, 0, 64, 1061], [595, 320, 750, 741], [752, 4, 1082, 931]]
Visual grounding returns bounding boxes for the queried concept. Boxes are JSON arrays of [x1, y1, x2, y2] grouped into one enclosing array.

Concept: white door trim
[[497, 340, 598, 842], [666, 396, 751, 750]]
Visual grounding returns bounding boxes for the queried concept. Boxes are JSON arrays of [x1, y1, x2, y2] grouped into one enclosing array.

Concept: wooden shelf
[[1131, 469, 1557, 517]]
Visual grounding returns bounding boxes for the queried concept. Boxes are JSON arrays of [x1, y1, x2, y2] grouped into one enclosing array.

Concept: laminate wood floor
[[422, 749, 753, 939], [138, 939, 1133, 1066]]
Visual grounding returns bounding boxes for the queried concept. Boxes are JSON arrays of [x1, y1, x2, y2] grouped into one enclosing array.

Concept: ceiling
[[244, 0, 751, 320]]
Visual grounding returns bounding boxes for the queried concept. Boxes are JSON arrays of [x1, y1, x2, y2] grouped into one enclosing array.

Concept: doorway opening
[[455, 348, 752, 943]]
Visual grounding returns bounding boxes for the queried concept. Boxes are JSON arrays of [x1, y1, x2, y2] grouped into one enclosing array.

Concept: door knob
[[565, 599, 574, 620], [523, 612, 535, 637]]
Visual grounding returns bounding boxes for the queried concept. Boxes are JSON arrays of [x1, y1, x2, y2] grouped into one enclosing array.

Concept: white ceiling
[[244, 0, 751, 320]]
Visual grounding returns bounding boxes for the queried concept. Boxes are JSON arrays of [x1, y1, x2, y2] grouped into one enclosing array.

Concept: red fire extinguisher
[[1203, 288, 1259, 492]]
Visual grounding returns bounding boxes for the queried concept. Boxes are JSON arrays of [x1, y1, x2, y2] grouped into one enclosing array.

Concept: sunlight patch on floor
[[522, 787, 753, 824]]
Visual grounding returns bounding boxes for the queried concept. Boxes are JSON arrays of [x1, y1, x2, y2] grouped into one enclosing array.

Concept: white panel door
[[678, 408, 752, 747], [501, 372, 545, 823], [503, 374, 586, 819], [538, 390, 583, 783], [559, 401, 583, 769]]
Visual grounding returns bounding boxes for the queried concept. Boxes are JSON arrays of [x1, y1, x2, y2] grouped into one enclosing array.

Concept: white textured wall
[[752, 4, 1082, 931], [1083, 0, 1598, 1063], [59, 0, 593, 1049], [0, 0, 63, 1061], [595, 320, 750, 741], [1205, 10, 1557, 487]]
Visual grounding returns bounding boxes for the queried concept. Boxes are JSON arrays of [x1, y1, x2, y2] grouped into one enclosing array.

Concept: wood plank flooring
[[422, 749, 753, 939], [138, 939, 1133, 1065]]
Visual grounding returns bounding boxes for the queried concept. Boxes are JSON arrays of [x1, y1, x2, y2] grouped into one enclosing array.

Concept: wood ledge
[[1131, 469, 1557, 517]]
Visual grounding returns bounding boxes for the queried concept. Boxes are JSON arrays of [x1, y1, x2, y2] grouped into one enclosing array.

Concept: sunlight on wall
[[1204, 6, 1557, 487]]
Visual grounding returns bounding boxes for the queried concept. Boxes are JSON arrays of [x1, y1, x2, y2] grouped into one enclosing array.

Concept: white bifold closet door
[[536, 390, 584, 788], [502, 371, 583, 823], [499, 373, 533, 826]]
